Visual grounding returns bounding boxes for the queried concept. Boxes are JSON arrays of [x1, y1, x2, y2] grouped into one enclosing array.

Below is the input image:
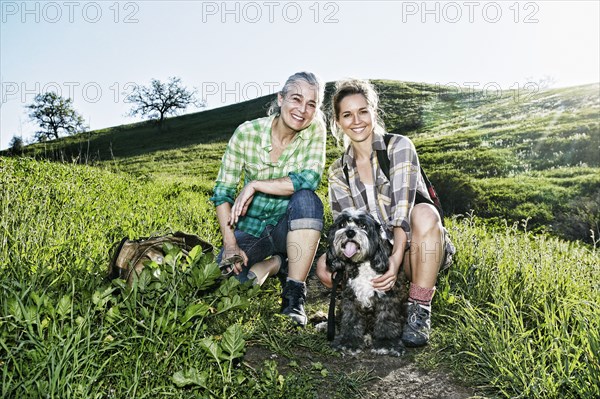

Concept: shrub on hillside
[[554, 191, 600, 244], [429, 170, 481, 216]]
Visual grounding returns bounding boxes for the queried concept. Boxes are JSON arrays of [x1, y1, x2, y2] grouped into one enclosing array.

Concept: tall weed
[[434, 216, 600, 398]]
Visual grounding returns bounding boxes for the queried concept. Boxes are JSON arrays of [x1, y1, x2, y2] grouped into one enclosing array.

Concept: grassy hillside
[[13, 80, 599, 243], [2, 79, 599, 396], [19, 93, 274, 161], [2, 156, 599, 398]]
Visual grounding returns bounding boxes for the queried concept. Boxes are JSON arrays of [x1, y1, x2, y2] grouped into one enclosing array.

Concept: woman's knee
[[290, 189, 323, 213], [411, 204, 442, 237], [288, 189, 324, 231]]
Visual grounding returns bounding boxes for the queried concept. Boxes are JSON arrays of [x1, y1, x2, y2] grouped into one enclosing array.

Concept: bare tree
[[127, 77, 204, 127], [27, 92, 87, 142]]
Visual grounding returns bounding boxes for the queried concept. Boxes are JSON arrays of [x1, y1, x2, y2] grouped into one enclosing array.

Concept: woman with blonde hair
[[316, 79, 454, 346]]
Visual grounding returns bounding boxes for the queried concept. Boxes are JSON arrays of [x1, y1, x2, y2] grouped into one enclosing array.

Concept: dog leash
[[327, 271, 343, 341]]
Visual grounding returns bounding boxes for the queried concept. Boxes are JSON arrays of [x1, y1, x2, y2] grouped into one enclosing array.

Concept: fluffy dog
[[326, 209, 405, 356]]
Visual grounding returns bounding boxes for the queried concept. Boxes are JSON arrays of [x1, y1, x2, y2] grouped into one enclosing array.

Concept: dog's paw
[[333, 346, 363, 357], [372, 339, 405, 357], [371, 346, 404, 357], [331, 338, 364, 356], [314, 321, 328, 333]]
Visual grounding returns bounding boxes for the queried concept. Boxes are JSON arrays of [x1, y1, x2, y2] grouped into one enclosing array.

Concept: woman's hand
[[229, 183, 256, 226], [315, 253, 334, 288], [373, 227, 407, 291], [221, 245, 248, 275], [372, 255, 402, 292]]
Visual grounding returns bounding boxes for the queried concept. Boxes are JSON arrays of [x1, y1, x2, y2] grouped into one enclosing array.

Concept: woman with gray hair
[[210, 72, 326, 327]]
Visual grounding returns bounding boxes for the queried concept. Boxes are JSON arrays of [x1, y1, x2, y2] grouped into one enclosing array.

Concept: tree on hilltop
[[8, 136, 24, 155], [126, 77, 204, 127], [27, 92, 87, 142]]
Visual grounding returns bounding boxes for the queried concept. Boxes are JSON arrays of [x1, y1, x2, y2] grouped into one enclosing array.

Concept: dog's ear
[[326, 214, 348, 273], [326, 240, 345, 273], [327, 223, 337, 245], [371, 234, 391, 273]]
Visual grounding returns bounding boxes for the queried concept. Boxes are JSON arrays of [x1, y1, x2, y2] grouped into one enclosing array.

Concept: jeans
[[217, 189, 323, 282]]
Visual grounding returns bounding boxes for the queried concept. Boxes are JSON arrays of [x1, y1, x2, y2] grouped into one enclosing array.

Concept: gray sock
[[247, 271, 258, 285]]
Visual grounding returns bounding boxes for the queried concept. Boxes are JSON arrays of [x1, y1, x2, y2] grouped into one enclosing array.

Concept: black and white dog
[[326, 209, 405, 356]]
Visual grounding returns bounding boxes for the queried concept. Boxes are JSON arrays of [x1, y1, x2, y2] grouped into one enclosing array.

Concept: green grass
[[0, 157, 359, 398], [2, 79, 599, 397], [430, 215, 600, 398], [2, 156, 599, 398]]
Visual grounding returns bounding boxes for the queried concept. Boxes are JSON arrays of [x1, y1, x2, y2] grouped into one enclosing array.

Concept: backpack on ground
[[107, 231, 213, 286]]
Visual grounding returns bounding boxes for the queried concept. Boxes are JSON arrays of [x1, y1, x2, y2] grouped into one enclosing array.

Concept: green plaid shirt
[[211, 114, 326, 237]]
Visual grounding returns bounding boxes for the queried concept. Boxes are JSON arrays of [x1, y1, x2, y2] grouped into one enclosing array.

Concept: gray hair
[[267, 72, 325, 116], [329, 79, 386, 146]]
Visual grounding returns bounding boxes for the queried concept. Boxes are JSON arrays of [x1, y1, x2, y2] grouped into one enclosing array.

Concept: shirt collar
[[261, 114, 313, 151], [372, 133, 386, 151], [342, 133, 387, 167], [341, 133, 389, 186]]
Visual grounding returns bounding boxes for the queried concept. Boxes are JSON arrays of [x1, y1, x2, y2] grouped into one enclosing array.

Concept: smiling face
[[336, 93, 375, 144], [277, 80, 319, 133]]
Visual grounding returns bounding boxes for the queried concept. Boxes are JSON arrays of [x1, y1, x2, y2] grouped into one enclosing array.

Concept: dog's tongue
[[343, 242, 358, 258]]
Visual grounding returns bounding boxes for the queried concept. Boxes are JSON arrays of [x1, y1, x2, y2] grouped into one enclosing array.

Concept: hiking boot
[[401, 301, 431, 347], [281, 279, 307, 327]]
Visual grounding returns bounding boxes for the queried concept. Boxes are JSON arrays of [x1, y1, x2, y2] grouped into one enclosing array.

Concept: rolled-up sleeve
[[210, 182, 235, 207], [289, 169, 321, 191]]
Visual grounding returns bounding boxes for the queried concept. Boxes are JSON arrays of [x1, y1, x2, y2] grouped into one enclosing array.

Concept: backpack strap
[[341, 134, 444, 224], [376, 134, 392, 180], [107, 237, 129, 280], [418, 166, 444, 223], [342, 160, 349, 184]]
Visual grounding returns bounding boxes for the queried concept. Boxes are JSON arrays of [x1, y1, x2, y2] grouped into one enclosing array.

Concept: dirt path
[[245, 274, 483, 398], [340, 352, 477, 399], [245, 342, 480, 399]]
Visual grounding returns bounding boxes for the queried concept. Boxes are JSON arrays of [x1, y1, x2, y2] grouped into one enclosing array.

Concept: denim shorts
[[403, 227, 455, 274], [217, 189, 323, 282]]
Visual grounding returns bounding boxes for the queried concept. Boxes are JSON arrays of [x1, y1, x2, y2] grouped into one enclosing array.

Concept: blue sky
[[1, 0, 599, 149]]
